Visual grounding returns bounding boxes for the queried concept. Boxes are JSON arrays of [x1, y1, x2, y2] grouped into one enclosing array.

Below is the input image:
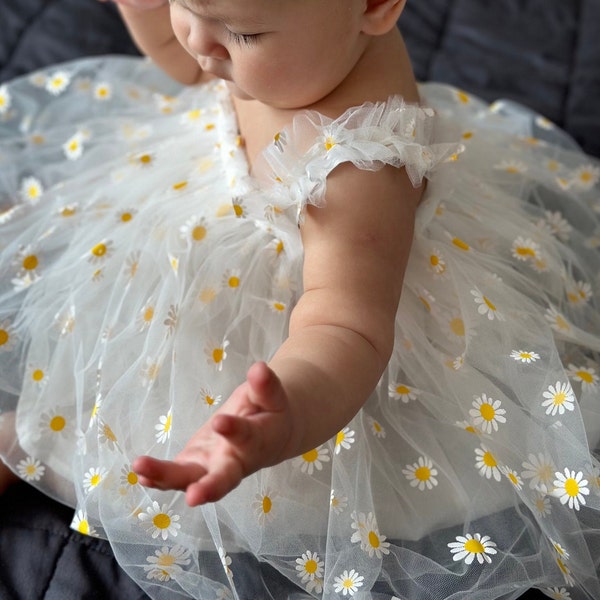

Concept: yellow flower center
[[158, 554, 176, 567], [449, 317, 465, 337], [61, 206, 76, 217], [139, 154, 152, 165], [50, 415, 66, 431], [204, 394, 215, 406], [192, 225, 207, 241], [368, 530, 380, 548], [302, 448, 318, 463], [102, 424, 117, 442], [212, 348, 224, 364], [78, 520, 90, 535], [457, 91, 470, 104], [515, 247, 536, 257], [414, 466, 431, 481], [163, 413, 172, 433], [555, 315, 570, 331], [564, 478, 579, 497], [233, 204, 244, 217], [91, 243, 107, 257], [273, 302, 285, 312], [172, 181, 188, 191], [335, 431, 346, 447], [452, 238, 470, 251], [153, 513, 171, 530], [324, 137, 336, 151], [127, 471, 138, 485], [483, 296, 496, 312], [228, 276, 240, 288], [32, 369, 44, 382], [395, 385, 410, 396], [464, 539, 485, 554], [262, 496, 272, 514], [577, 370, 594, 383], [483, 451, 497, 467], [143, 307, 154, 322], [90, 474, 101, 487], [553, 391, 566, 406], [479, 403, 495, 421], [200, 288, 217, 303], [275, 240, 284, 255], [580, 171, 592, 183], [508, 472, 519, 486], [120, 212, 133, 222], [373, 421, 382, 433], [25, 464, 37, 476], [22, 255, 38, 270], [304, 559, 317, 574]]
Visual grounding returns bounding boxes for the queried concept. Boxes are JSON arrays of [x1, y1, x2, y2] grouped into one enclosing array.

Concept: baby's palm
[[133, 363, 294, 506]]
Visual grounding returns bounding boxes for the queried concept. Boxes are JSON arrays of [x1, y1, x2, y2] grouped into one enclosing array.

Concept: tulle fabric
[[0, 56, 599, 600]]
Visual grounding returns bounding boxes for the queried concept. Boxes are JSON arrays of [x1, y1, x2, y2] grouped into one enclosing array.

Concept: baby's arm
[[99, 0, 207, 85], [134, 163, 421, 505]]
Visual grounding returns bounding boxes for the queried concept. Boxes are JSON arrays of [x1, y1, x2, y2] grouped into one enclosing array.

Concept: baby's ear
[[361, 0, 407, 35]]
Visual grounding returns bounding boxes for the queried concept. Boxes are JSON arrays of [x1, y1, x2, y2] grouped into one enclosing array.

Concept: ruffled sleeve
[[252, 96, 460, 221]]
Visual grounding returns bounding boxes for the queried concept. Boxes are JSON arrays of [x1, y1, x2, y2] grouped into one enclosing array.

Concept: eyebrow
[[173, 0, 268, 27]]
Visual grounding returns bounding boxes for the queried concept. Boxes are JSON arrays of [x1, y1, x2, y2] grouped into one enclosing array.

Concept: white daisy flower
[[199, 387, 222, 407], [330, 490, 348, 514], [0, 84, 11, 114], [566, 364, 598, 390], [521, 453, 556, 490], [550, 539, 570, 561], [545, 587, 571, 600], [474, 445, 502, 481], [571, 164, 600, 190], [71, 510, 97, 537], [294, 445, 330, 475], [428, 249, 447, 277], [541, 381, 575, 416], [532, 492, 552, 518], [510, 349, 540, 363], [98, 420, 118, 450], [538, 211, 572, 242], [83, 466, 108, 494], [494, 159, 528, 174], [544, 306, 571, 333], [469, 393, 506, 434], [180, 215, 208, 243], [334, 426, 355, 454], [388, 382, 418, 403], [63, 132, 84, 160], [368, 417, 386, 438], [38, 409, 69, 436], [456, 420, 481, 435], [120, 465, 139, 488], [295, 550, 324, 592], [19, 176, 44, 204], [140, 357, 161, 387], [218, 547, 233, 580], [555, 556, 575, 586], [566, 280, 592, 306], [252, 489, 277, 524], [402, 456, 439, 491], [155, 409, 173, 444], [204, 339, 229, 371], [138, 501, 182, 540], [116, 208, 137, 224], [16, 456, 45, 482], [500, 466, 523, 490], [93, 83, 112, 101], [511, 237, 540, 262], [350, 511, 391, 558], [29, 365, 47, 388], [46, 70, 71, 95], [553, 468, 589, 510], [452, 353, 465, 370], [471, 287, 504, 321], [181, 108, 202, 124], [269, 300, 287, 314], [222, 268, 242, 290], [448, 533, 497, 564], [88, 240, 114, 263], [333, 569, 364, 596], [144, 545, 191, 582]]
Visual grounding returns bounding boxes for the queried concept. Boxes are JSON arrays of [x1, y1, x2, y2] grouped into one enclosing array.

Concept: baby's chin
[[225, 81, 254, 101]]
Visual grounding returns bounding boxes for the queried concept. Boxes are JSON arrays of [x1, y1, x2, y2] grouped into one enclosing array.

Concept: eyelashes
[[227, 31, 261, 46]]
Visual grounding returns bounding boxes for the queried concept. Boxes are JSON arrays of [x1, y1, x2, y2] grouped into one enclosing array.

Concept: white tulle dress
[[1, 56, 599, 600]]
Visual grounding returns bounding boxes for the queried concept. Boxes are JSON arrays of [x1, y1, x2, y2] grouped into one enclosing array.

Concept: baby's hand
[[133, 362, 295, 506], [97, 0, 169, 10]]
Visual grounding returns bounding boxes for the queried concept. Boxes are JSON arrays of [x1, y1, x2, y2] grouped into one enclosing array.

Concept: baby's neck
[[234, 28, 418, 169]]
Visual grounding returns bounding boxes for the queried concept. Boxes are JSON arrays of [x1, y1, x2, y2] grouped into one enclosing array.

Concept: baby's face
[[170, 0, 369, 109]]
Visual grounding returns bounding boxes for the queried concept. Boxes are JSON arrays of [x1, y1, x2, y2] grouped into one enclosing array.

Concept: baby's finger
[[184, 457, 244, 506], [133, 455, 206, 491]]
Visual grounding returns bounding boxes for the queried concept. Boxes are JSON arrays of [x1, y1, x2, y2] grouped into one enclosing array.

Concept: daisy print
[[218, 547, 233, 580], [495, 159, 528, 174], [141, 357, 161, 387], [71, 510, 98, 537], [471, 287, 504, 321], [83, 466, 108, 494], [253, 488, 277, 524], [553, 468, 590, 510], [333, 569, 364, 596], [510, 349, 540, 364], [180, 215, 208, 243], [116, 208, 137, 224], [388, 382, 418, 403], [28, 365, 47, 389], [93, 82, 112, 101], [368, 417, 386, 438], [521, 453, 556, 490], [499, 466, 523, 490], [144, 545, 191, 582], [199, 387, 222, 407], [545, 587, 571, 600], [474, 445, 502, 481], [38, 409, 69, 437], [532, 492, 552, 518], [428, 248, 447, 277], [138, 303, 155, 330], [204, 338, 229, 371], [164, 304, 179, 336], [350, 511, 391, 558], [511, 237, 540, 262], [295, 550, 324, 594], [403, 456, 439, 491], [544, 306, 571, 333], [334, 426, 355, 454], [63, 132, 85, 160], [541, 381, 575, 416], [155, 409, 173, 444], [88, 240, 114, 264], [550, 539, 570, 561], [556, 556, 575, 586], [538, 211, 572, 242], [469, 393, 506, 434], [0, 84, 11, 114], [19, 176, 44, 204], [16, 456, 45, 482], [120, 465, 140, 489], [448, 533, 497, 565], [98, 419, 118, 450], [330, 490, 348, 514], [294, 445, 330, 475], [139, 501, 181, 540], [571, 163, 600, 190], [46, 70, 71, 95], [223, 268, 242, 290], [566, 363, 598, 390], [566, 280, 592, 306]]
